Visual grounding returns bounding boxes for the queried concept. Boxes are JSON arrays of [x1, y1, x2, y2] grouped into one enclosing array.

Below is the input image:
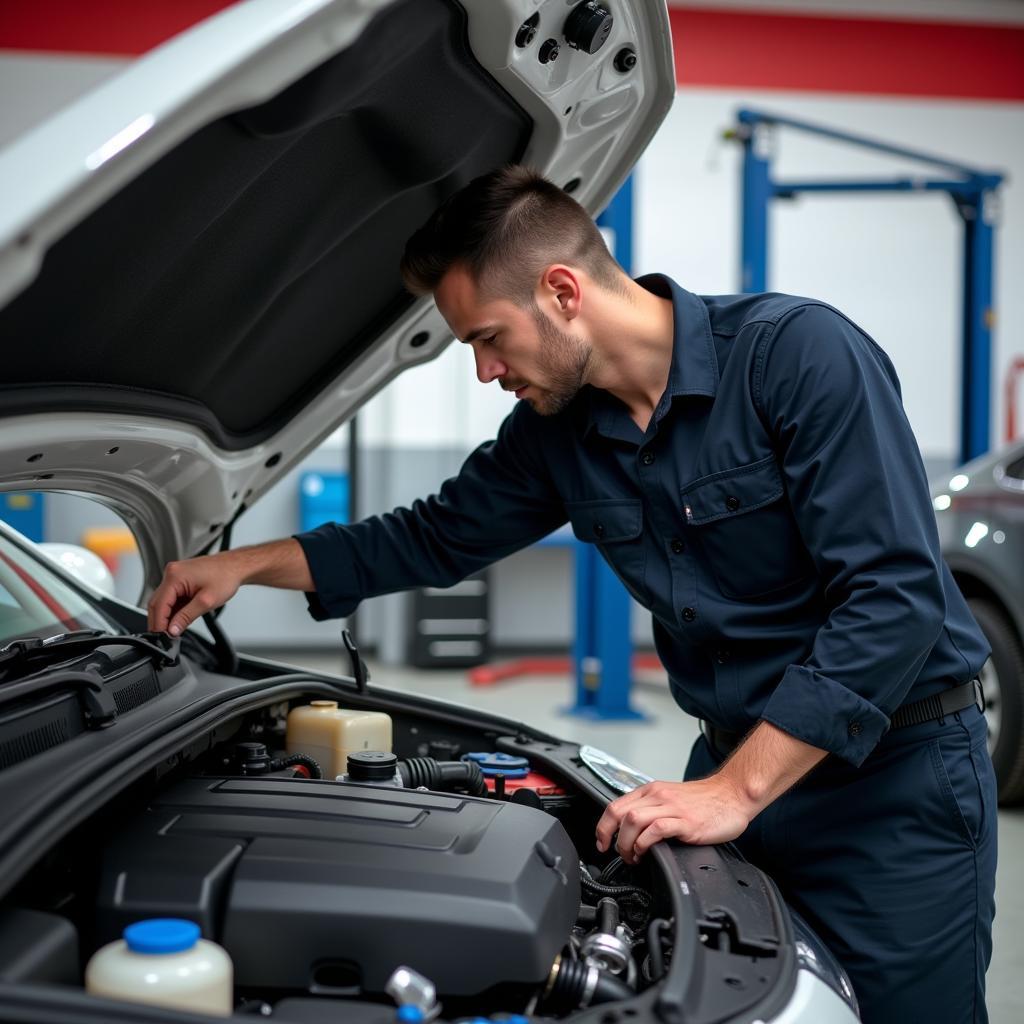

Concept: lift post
[[729, 108, 1004, 464], [565, 175, 646, 721]]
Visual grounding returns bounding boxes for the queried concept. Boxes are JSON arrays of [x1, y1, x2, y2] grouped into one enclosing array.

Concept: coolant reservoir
[[286, 700, 392, 780], [85, 919, 232, 1016]]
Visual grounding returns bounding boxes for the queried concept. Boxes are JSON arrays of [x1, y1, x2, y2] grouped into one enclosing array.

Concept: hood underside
[[1, 0, 530, 449], [0, 0, 674, 580]]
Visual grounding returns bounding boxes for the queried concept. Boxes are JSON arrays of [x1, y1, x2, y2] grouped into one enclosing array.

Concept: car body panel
[[934, 442, 1024, 640]]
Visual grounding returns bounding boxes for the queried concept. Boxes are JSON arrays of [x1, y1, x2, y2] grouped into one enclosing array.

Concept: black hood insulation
[[0, 0, 531, 450]]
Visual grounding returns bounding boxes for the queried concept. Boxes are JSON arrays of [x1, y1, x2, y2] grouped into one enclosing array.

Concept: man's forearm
[[225, 538, 315, 592], [716, 720, 828, 819]]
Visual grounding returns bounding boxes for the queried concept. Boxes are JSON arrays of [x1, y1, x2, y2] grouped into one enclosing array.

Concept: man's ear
[[539, 265, 582, 321]]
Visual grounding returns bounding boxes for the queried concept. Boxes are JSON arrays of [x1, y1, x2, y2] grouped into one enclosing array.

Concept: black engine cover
[[96, 776, 580, 995]]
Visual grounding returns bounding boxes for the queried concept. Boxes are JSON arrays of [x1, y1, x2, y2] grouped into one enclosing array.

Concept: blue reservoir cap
[[463, 752, 530, 778], [124, 919, 201, 955], [396, 1007, 425, 1023]]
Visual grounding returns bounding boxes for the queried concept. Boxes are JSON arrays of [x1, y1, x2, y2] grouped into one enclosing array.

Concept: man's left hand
[[595, 776, 754, 864]]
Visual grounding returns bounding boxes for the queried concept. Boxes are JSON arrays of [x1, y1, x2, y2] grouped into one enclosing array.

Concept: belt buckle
[[973, 677, 986, 715]]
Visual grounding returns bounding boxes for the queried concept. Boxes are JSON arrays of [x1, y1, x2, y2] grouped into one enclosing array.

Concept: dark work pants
[[686, 704, 997, 1024]]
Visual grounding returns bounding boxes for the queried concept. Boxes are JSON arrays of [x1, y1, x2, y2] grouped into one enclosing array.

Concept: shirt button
[[725, 495, 740, 512], [670, 537, 685, 554], [641, 451, 655, 466], [681, 607, 696, 622], [849, 721, 862, 737], [594, 522, 605, 539], [715, 648, 731, 664]]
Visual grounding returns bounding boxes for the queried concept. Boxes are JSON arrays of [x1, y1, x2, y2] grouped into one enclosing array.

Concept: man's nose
[[474, 347, 507, 384]]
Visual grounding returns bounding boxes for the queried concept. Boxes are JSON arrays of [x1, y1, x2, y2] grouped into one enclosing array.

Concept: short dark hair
[[400, 165, 625, 302]]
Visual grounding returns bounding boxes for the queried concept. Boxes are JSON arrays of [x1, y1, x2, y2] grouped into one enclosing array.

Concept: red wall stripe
[[670, 5, 1024, 101], [0, 2, 1022, 102], [0, 0, 234, 57]]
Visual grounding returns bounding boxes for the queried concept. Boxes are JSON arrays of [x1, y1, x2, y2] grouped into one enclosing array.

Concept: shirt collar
[[582, 274, 719, 439]]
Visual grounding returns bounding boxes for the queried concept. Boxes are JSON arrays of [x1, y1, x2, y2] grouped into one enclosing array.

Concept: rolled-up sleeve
[[753, 304, 946, 765], [293, 403, 567, 620]]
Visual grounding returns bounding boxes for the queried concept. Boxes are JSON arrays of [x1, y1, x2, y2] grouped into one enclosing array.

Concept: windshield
[[0, 529, 122, 647]]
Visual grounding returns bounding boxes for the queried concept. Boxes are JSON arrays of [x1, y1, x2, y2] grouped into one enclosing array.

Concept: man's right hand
[[147, 552, 245, 636], [147, 538, 315, 636]]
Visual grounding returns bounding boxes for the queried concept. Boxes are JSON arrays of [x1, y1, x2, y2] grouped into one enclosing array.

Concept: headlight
[[579, 745, 653, 794], [790, 908, 859, 1017]]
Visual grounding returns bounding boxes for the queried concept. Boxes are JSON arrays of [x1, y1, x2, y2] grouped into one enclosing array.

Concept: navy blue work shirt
[[296, 275, 989, 766]]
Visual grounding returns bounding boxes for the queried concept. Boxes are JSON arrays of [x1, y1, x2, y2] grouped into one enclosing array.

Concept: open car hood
[[0, 0, 673, 584]]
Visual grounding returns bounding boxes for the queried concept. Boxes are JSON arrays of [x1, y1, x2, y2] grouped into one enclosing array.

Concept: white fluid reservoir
[[85, 918, 233, 1016], [286, 700, 392, 780]]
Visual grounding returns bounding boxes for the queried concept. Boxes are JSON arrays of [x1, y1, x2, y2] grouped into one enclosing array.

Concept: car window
[[0, 491, 143, 604], [0, 530, 122, 647]]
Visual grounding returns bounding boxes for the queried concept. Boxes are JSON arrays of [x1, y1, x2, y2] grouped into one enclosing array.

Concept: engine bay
[[0, 640, 799, 1024]]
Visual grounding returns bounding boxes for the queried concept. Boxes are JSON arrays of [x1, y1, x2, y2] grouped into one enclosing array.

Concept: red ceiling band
[[669, 5, 1024, 101], [0, 2, 1022, 102]]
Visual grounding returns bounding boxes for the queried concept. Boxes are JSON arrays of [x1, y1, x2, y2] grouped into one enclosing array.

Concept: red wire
[[0, 548, 83, 632]]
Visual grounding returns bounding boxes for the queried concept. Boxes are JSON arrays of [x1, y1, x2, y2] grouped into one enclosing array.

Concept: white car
[[0, 2, 857, 1022]]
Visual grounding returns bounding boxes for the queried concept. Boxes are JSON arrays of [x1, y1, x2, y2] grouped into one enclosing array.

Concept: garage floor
[[254, 648, 1023, 1023]]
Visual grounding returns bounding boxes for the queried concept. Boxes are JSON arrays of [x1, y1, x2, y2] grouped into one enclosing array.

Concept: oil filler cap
[[563, 2, 614, 54], [347, 750, 399, 782], [463, 752, 530, 778]]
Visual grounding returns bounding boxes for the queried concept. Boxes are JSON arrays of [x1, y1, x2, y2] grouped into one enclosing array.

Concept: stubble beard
[[526, 308, 592, 416]]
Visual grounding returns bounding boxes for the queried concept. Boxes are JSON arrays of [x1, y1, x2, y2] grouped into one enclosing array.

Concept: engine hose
[[597, 897, 620, 935], [579, 865, 652, 926], [271, 753, 323, 779], [398, 757, 487, 796], [646, 918, 672, 982], [542, 956, 633, 1012]]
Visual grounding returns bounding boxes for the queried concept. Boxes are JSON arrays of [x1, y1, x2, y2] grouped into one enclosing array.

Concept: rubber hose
[[439, 759, 488, 796], [545, 958, 633, 1011], [579, 872, 651, 928], [646, 918, 672, 981], [597, 897, 620, 935], [272, 753, 323, 779], [580, 869, 652, 908], [398, 757, 487, 796]]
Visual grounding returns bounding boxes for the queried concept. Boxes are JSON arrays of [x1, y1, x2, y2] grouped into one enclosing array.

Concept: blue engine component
[[462, 752, 530, 779]]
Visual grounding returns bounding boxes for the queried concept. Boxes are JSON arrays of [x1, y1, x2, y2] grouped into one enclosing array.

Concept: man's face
[[434, 264, 590, 416]]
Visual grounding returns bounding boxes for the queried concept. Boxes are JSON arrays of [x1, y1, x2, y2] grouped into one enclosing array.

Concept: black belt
[[701, 678, 984, 758], [888, 677, 984, 729]]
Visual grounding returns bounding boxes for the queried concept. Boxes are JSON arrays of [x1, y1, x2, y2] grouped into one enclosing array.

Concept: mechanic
[[149, 166, 996, 1024]]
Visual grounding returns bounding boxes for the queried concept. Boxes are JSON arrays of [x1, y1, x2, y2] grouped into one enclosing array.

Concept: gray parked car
[[934, 442, 1024, 803], [0, 1, 859, 1021]]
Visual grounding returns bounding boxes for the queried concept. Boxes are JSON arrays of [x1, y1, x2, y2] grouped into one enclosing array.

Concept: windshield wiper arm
[[0, 631, 179, 675], [0, 667, 118, 728]]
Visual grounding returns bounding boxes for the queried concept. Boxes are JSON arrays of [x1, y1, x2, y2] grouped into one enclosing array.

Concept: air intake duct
[[398, 757, 487, 796]]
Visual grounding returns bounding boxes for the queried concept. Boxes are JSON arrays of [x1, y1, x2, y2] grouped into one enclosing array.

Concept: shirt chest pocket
[[682, 456, 814, 599], [566, 498, 648, 605]]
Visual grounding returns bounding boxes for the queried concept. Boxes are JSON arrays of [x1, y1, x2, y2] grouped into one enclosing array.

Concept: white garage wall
[[635, 88, 1024, 463]]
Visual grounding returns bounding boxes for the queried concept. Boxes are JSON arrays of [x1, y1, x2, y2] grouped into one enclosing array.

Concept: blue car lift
[[729, 108, 1004, 464], [564, 175, 647, 720]]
